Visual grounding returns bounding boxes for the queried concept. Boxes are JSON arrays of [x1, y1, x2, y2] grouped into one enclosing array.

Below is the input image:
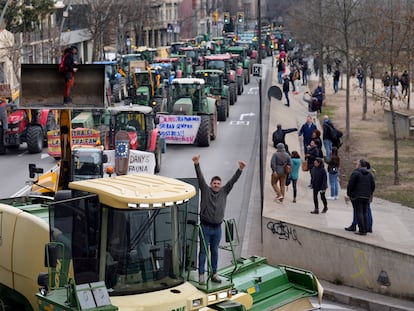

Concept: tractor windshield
[[72, 149, 102, 180], [206, 60, 225, 71], [49, 194, 191, 296]]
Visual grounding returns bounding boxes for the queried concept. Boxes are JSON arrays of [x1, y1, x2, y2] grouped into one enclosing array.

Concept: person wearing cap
[[61, 45, 79, 104], [270, 143, 292, 203], [310, 157, 328, 214]]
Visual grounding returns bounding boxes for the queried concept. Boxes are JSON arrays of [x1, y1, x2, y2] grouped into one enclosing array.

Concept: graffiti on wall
[[266, 221, 302, 246], [351, 249, 371, 287]]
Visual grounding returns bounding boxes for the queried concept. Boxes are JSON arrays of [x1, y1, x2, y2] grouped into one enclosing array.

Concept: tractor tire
[[26, 125, 43, 154], [229, 87, 235, 105], [113, 83, 121, 103], [196, 115, 211, 147], [0, 129, 5, 154], [217, 100, 227, 122], [210, 109, 217, 141], [154, 139, 162, 173]]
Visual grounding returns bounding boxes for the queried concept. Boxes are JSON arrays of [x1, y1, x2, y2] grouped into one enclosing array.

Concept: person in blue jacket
[[299, 115, 317, 153]]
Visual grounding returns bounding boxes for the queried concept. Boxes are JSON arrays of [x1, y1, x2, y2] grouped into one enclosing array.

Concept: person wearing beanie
[[270, 143, 292, 203], [310, 157, 328, 214]]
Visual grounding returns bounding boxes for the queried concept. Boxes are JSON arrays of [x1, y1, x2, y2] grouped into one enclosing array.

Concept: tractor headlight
[[218, 291, 229, 299], [207, 294, 217, 302], [192, 298, 202, 307]]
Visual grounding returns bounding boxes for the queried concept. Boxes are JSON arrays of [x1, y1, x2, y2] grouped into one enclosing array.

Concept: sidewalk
[[242, 62, 414, 310]]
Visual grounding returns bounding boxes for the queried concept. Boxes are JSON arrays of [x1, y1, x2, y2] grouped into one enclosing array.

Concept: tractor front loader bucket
[[20, 64, 106, 109]]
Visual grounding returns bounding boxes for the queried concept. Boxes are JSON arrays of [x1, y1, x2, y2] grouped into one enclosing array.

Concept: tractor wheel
[[230, 88, 235, 105], [217, 100, 227, 122], [210, 109, 218, 141], [226, 97, 230, 117], [154, 139, 162, 173], [26, 125, 43, 153], [0, 129, 5, 154], [196, 115, 210, 147], [113, 84, 121, 103]]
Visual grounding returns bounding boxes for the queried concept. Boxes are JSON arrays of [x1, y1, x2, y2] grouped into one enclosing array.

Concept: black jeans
[[352, 198, 370, 233], [313, 189, 327, 211]]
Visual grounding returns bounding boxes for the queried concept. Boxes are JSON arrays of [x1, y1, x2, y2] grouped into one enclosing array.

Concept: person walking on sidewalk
[[310, 157, 328, 214], [346, 159, 375, 235], [192, 155, 246, 284], [270, 143, 292, 203], [283, 75, 290, 107], [290, 150, 302, 203], [325, 147, 340, 200]]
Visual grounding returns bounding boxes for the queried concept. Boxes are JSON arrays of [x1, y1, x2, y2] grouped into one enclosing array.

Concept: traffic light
[[238, 12, 244, 23], [224, 12, 230, 24]]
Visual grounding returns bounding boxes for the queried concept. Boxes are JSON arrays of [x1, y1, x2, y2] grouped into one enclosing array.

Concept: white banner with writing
[[158, 115, 201, 144]]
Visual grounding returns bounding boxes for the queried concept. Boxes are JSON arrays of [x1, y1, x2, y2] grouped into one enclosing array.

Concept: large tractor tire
[[210, 109, 218, 141], [113, 83, 121, 103], [229, 87, 235, 105], [217, 100, 227, 122], [196, 115, 211, 147], [0, 128, 5, 154], [154, 139, 162, 173], [26, 125, 44, 153]]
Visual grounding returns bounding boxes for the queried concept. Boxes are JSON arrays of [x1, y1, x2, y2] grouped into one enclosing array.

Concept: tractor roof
[[204, 53, 232, 60], [171, 78, 205, 85], [107, 105, 153, 114], [70, 174, 196, 209], [195, 69, 224, 76]]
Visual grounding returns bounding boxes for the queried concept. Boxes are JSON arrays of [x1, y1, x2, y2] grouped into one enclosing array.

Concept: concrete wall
[[262, 218, 414, 300]]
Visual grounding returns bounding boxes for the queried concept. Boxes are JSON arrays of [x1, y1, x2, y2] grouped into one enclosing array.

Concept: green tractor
[[195, 69, 230, 122], [226, 46, 252, 84], [126, 65, 166, 113], [204, 53, 239, 104], [159, 78, 217, 147]]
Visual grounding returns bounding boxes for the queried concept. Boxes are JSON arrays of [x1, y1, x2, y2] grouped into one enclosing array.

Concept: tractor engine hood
[[172, 98, 193, 115]]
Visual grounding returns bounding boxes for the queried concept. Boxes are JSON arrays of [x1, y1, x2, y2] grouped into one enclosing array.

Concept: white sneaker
[[334, 196, 339, 200], [199, 274, 206, 284], [327, 197, 335, 200]]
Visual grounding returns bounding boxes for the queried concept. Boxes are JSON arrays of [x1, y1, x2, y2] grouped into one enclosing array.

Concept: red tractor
[[0, 108, 57, 154]]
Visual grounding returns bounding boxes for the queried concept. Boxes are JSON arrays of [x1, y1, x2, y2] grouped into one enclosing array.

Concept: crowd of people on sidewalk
[[270, 113, 375, 236]]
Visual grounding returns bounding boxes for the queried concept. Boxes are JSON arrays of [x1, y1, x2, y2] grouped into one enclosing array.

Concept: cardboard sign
[[104, 149, 156, 176], [48, 128, 101, 158], [158, 115, 201, 144]]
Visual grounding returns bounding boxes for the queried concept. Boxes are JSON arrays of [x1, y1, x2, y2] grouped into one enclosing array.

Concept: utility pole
[[257, 0, 263, 243]]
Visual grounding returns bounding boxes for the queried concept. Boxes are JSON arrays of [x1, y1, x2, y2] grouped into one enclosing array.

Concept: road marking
[[247, 87, 259, 95], [239, 112, 255, 120], [230, 121, 250, 125]]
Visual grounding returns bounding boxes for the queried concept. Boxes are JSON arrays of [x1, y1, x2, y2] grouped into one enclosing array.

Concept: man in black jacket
[[272, 124, 297, 153], [346, 159, 376, 235]]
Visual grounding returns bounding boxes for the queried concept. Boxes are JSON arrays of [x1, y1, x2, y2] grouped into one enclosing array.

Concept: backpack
[[59, 52, 68, 73], [273, 130, 284, 147]]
